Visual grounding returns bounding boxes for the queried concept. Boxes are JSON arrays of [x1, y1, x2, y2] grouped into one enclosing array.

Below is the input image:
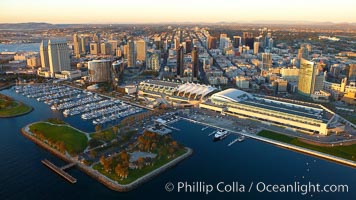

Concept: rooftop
[[141, 80, 181, 88], [211, 88, 331, 121]]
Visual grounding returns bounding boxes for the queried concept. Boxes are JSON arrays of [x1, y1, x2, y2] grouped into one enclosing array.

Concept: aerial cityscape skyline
[[1, 1, 356, 199], [1, 0, 356, 24]]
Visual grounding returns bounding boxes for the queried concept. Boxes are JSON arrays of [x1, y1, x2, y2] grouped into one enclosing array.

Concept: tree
[[168, 147, 175, 157], [151, 142, 157, 151], [120, 150, 129, 163], [112, 126, 118, 134], [171, 141, 179, 149], [58, 141, 66, 153], [145, 141, 151, 152], [95, 125, 102, 133], [137, 157, 145, 169], [103, 157, 112, 172], [100, 155, 106, 166], [115, 164, 123, 177]]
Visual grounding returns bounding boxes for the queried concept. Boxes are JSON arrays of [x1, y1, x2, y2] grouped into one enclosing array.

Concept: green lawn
[[93, 148, 187, 185], [29, 122, 88, 155], [258, 130, 356, 161], [0, 99, 32, 117], [91, 129, 116, 142]]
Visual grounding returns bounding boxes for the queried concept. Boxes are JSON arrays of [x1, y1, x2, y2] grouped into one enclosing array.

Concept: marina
[[14, 84, 144, 126]]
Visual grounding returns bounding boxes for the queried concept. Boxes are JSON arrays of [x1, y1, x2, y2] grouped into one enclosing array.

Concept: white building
[[43, 39, 71, 77], [54, 70, 82, 80], [200, 88, 333, 135], [40, 40, 49, 68]]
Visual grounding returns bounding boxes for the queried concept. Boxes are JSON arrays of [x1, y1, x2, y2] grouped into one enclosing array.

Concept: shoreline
[[179, 117, 356, 168], [21, 123, 193, 192], [0, 106, 33, 118], [0, 86, 33, 118]]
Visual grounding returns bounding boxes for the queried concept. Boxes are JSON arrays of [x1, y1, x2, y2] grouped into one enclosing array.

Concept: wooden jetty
[[41, 159, 77, 183]]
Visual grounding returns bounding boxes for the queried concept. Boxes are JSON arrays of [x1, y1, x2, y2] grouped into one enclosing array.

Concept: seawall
[[21, 124, 193, 192]]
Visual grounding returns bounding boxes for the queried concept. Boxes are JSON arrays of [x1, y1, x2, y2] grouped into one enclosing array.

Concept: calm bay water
[[0, 87, 355, 200], [0, 43, 40, 53]]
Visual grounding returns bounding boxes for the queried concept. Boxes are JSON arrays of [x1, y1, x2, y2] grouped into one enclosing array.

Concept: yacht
[[237, 135, 245, 142], [214, 130, 228, 141]]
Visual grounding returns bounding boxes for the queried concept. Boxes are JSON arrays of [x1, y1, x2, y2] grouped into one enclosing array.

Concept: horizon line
[[1, 20, 356, 25]]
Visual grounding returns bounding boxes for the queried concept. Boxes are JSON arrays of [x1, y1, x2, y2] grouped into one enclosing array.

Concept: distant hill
[[0, 22, 56, 30]]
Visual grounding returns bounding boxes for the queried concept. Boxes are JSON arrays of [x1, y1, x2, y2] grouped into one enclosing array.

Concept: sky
[[0, 0, 356, 24]]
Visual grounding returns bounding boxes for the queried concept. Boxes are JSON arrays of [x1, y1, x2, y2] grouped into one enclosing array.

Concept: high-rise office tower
[[261, 53, 272, 70], [219, 34, 228, 50], [176, 44, 184, 76], [297, 58, 324, 96], [80, 35, 90, 54], [154, 37, 161, 50], [40, 40, 49, 68], [174, 38, 180, 50], [346, 64, 356, 81], [123, 44, 128, 59], [47, 39, 71, 75], [185, 40, 192, 54], [179, 30, 183, 43], [116, 48, 122, 57], [136, 40, 146, 61], [90, 42, 99, 55], [191, 46, 199, 79], [264, 32, 272, 48], [268, 38, 274, 49], [298, 43, 311, 60], [127, 40, 136, 67], [93, 33, 101, 53], [108, 40, 118, 55], [181, 42, 187, 53], [101, 43, 112, 55], [73, 33, 81, 58], [146, 52, 160, 71], [207, 36, 217, 49], [242, 32, 254, 49], [254, 42, 260, 55], [233, 36, 241, 48]]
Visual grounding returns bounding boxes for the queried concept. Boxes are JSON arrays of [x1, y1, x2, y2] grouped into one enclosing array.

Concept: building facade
[[88, 60, 112, 83]]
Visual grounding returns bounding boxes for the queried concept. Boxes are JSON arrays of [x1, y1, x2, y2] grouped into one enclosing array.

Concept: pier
[[41, 159, 77, 183], [208, 130, 216, 136], [228, 138, 239, 146], [162, 123, 180, 131]]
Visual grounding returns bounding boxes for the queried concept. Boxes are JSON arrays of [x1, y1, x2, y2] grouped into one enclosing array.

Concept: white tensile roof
[[211, 88, 252, 103], [176, 82, 217, 98]]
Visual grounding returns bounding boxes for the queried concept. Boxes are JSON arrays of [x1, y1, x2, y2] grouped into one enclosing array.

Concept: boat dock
[[41, 159, 77, 183], [201, 126, 209, 131], [228, 138, 239, 146], [162, 123, 180, 131], [208, 130, 216, 136]]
